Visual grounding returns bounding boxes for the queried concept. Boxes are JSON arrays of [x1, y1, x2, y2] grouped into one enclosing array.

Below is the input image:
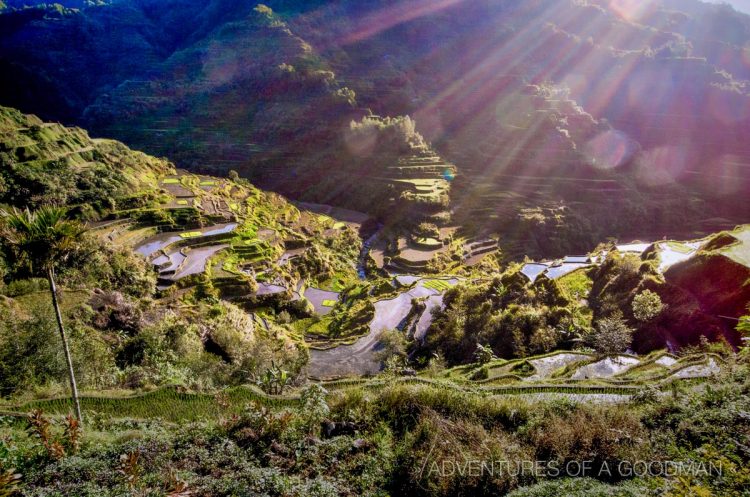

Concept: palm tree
[[1, 206, 85, 421]]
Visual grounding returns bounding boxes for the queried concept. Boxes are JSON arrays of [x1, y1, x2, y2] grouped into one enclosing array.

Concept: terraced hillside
[[0, 106, 379, 389], [1, 104, 361, 295], [0, 106, 172, 209], [3, 349, 724, 423], [2, 0, 749, 259], [1, 105, 749, 496]]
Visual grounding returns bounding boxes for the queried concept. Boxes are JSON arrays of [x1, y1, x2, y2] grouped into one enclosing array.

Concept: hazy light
[[341, 0, 464, 45], [609, 0, 657, 21], [702, 154, 746, 196], [705, 0, 750, 14], [635, 146, 690, 187], [708, 88, 750, 125], [585, 130, 639, 170]]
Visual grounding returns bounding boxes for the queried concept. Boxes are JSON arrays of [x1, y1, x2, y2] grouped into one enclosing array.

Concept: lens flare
[[708, 89, 750, 125], [585, 130, 639, 170], [609, 0, 657, 21], [635, 146, 690, 187]]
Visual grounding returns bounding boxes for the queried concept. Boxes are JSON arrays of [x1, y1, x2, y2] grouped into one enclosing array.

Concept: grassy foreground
[[1, 358, 749, 496]]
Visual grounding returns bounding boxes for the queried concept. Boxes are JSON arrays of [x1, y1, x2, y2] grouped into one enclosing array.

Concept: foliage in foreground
[[0, 358, 748, 496]]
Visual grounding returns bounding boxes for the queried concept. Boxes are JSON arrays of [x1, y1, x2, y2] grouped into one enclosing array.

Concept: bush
[[632, 290, 664, 322], [376, 329, 408, 366], [415, 222, 440, 239], [0, 278, 48, 297], [524, 404, 651, 480], [592, 315, 633, 355], [506, 478, 649, 497], [0, 301, 67, 396], [474, 343, 495, 364]]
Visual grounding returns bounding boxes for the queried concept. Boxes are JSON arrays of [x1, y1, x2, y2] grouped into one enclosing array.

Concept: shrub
[[415, 222, 440, 239], [506, 478, 649, 497], [524, 404, 651, 480], [299, 384, 329, 435], [592, 314, 633, 355], [474, 343, 495, 364], [376, 329, 408, 365], [632, 289, 664, 322], [0, 301, 68, 396]]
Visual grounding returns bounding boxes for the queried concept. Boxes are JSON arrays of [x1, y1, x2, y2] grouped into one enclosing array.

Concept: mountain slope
[[0, 105, 367, 394], [1, 0, 749, 254], [0, 105, 172, 210]]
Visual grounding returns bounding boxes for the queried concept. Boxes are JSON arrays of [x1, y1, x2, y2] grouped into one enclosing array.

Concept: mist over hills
[[1, 0, 750, 255]]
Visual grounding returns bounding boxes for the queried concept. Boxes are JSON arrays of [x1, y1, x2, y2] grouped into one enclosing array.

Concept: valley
[[0, 1, 749, 495], [1, 104, 745, 385]]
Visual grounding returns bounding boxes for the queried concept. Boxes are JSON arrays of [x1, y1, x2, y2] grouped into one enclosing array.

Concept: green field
[[556, 267, 592, 300], [422, 279, 454, 292], [12, 385, 301, 422], [665, 241, 693, 254]]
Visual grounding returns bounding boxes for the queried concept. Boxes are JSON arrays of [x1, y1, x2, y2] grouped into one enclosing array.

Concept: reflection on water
[[135, 223, 237, 257]]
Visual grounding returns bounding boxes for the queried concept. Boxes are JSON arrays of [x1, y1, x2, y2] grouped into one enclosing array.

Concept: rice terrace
[[0, 1, 750, 496]]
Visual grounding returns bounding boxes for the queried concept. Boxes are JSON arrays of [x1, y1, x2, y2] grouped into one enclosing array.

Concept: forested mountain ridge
[[1, 0, 749, 256]]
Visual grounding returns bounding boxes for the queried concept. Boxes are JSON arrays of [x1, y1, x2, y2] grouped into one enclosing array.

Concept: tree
[[376, 329, 408, 369], [300, 383, 329, 435], [632, 289, 664, 322], [1, 207, 85, 421], [593, 314, 633, 355], [473, 343, 496, 364]]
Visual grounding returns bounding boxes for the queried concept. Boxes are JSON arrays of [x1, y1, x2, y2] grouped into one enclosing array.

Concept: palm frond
[[0, 206, 85, 274]]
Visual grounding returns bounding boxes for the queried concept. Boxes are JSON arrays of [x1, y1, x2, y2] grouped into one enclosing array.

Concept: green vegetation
[[1, 206, 86, 421], [632, 289, 664, 322], [0, 107, 172, 213], [0, 92, 747, 494], [303, 290, 374, 341], [556, 268, 592, 301], [421, 279, 454, 292], [1, 357, 749, 496], [415, 269, 592, 365], [0, 107, 358, 405], [592, 314, 634, 355]]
